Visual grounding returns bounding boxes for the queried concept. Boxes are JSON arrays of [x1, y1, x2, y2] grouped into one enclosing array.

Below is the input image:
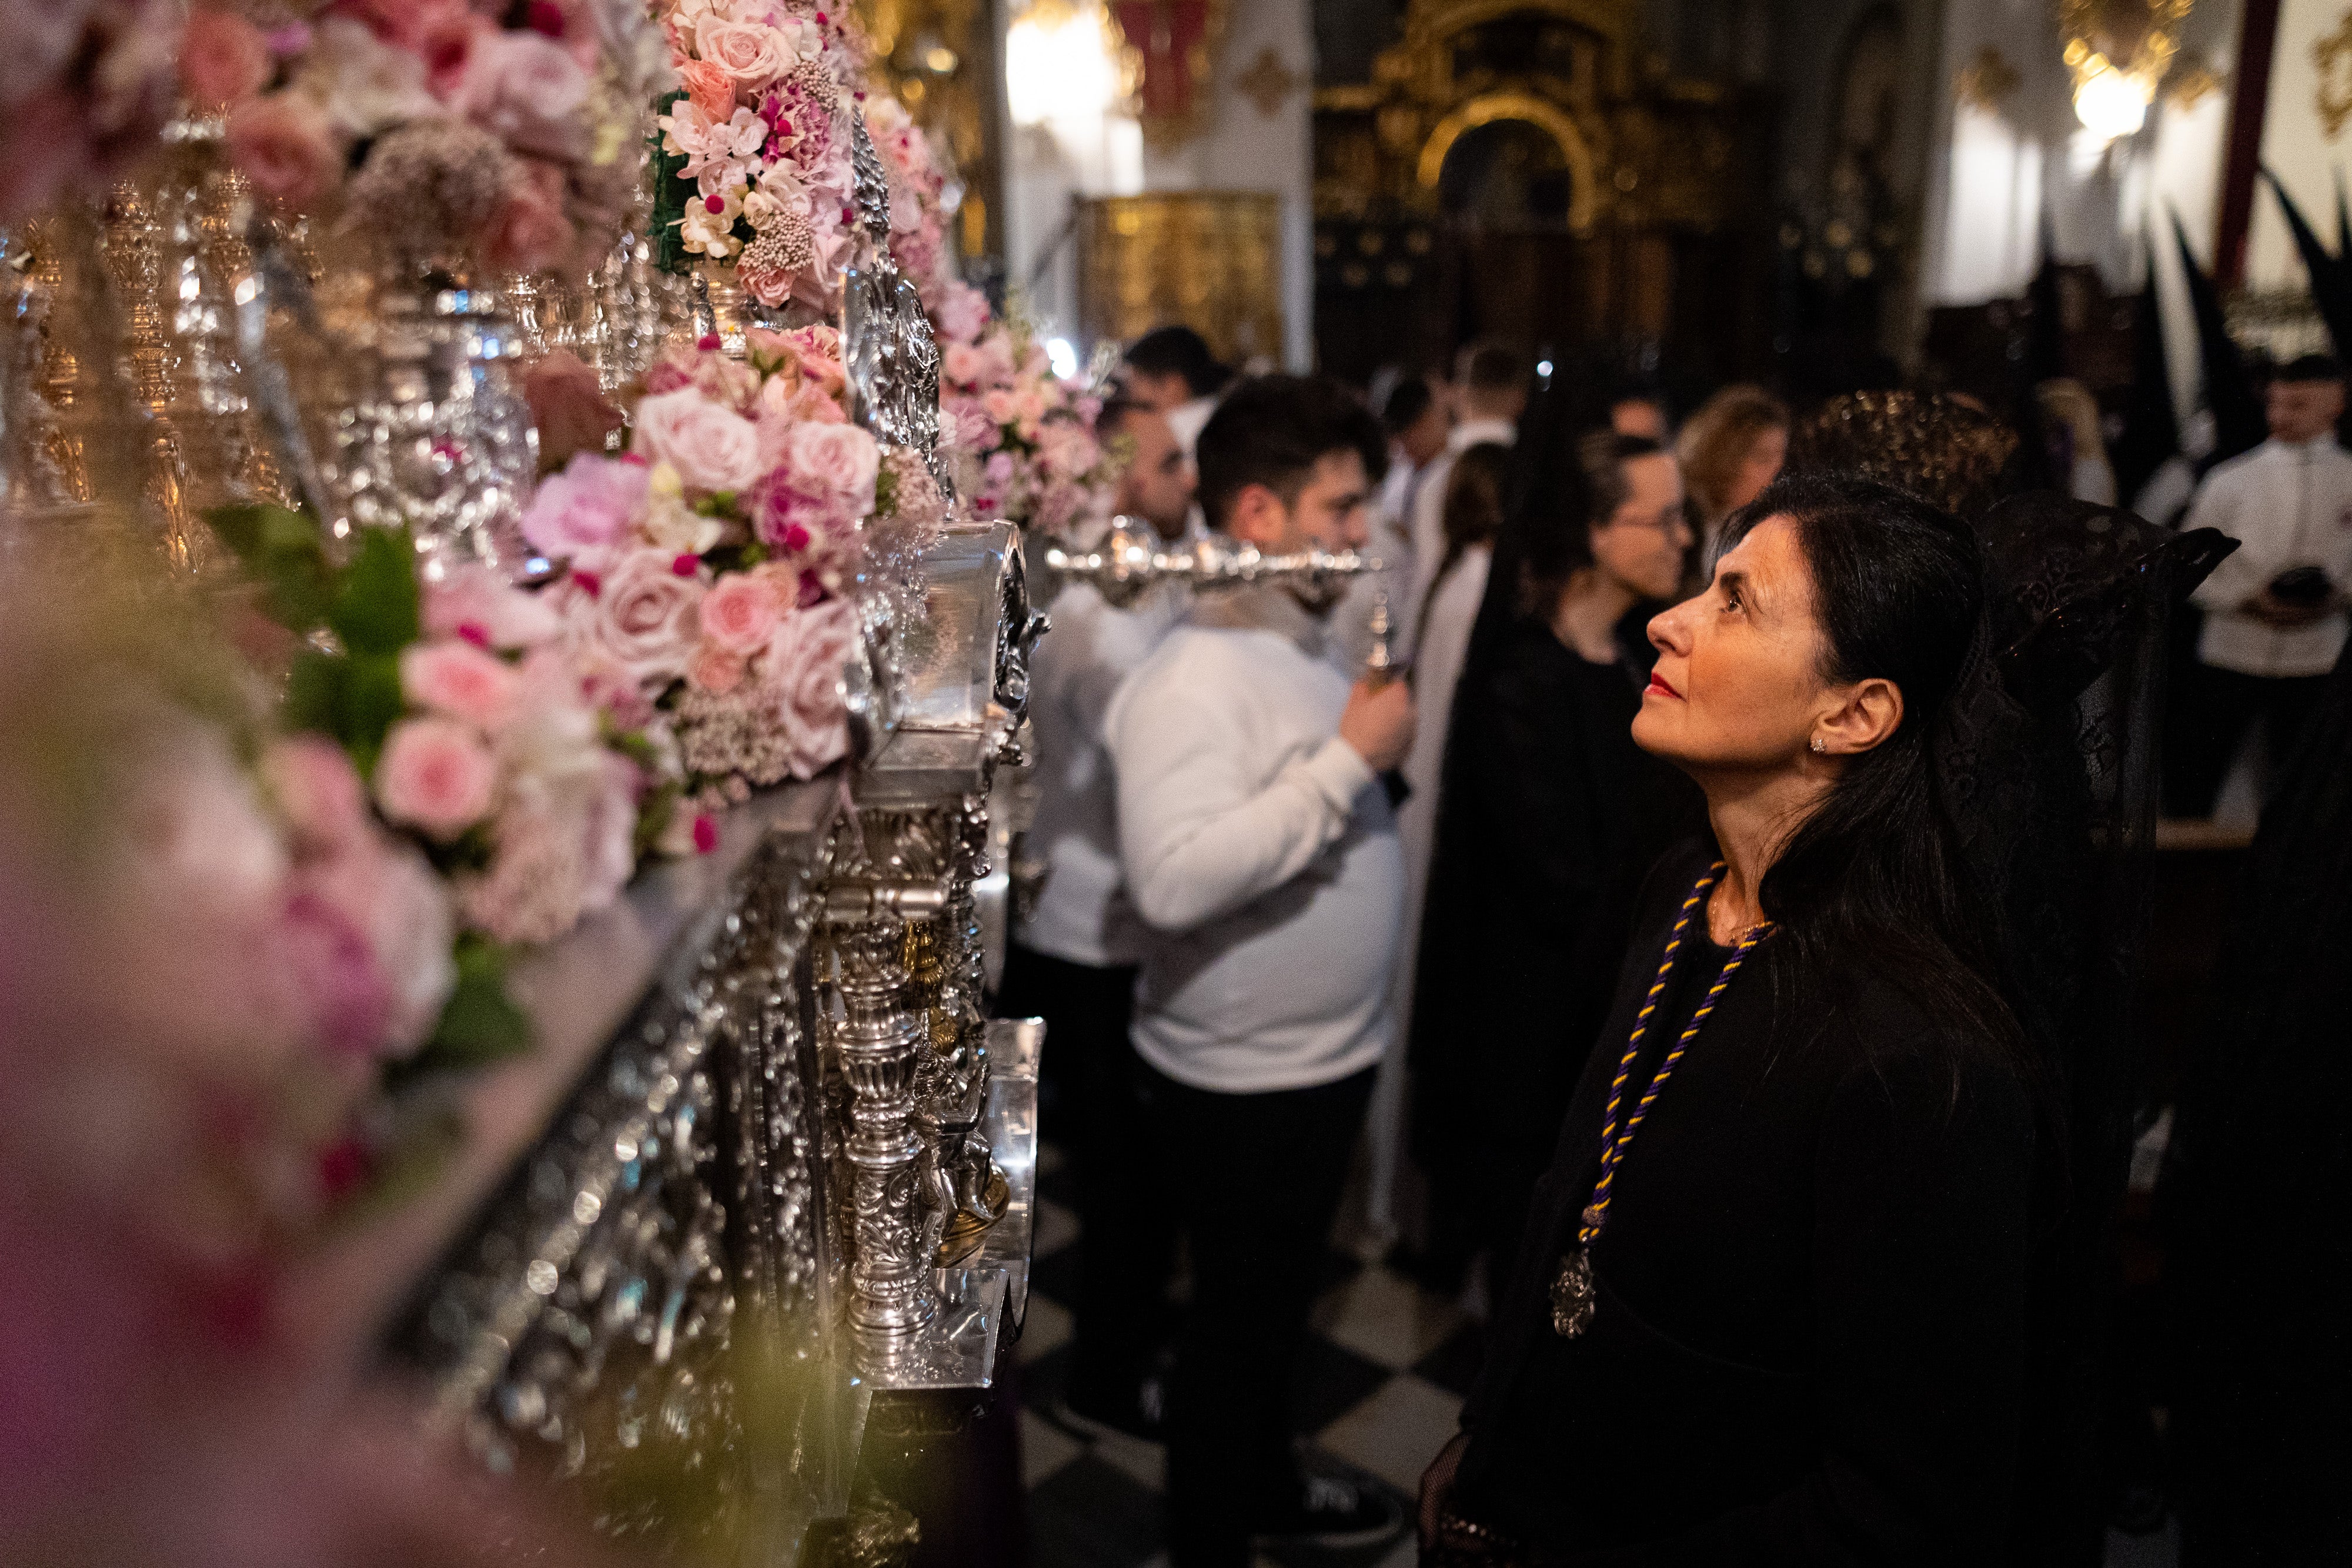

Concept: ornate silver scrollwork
[[1040, 518, 1381, 609]]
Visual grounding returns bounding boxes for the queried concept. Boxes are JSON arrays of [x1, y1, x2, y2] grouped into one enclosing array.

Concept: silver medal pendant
[[1550, 1249, 1596, 1337]]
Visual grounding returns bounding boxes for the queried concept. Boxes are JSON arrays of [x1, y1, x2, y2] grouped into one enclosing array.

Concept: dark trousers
[[1140, 1058, 1377, 1567], [995, 944, 1174, 1402], [2164, 665, 2330, 818]]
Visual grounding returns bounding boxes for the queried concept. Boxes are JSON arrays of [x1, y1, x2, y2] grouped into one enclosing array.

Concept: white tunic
[[1107, 590, 1406, 1094], [1405, 417, 1516, 644], [1018, 580, 1188, 968], [2186, 436, 2352, 678]]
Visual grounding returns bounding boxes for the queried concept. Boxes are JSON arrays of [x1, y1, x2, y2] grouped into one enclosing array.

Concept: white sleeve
[[2187, 467, 2260, 612], [1110, 652, 1374, 934]]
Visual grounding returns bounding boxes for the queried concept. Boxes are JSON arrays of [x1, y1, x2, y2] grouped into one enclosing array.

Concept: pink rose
[[400, 640, 520, 730], [423, 564, 562, 649], [941, 340, 987, 387], [328, 0, 466, 51], [784, 421, 878, 516], [981, 387, 1020, 427], [679, 57, 737, 119], [453, 30, 590, 162], [633, 389, 766, 494], [760, 600, 857, 779], [374, 717, 497, 840], [694, 17, 798, 85], [226, 92, 343, 209], [181, 8, 272, 106], [520, 452, 645, 565], [590, 547, 703, 685], [697, 572, 783, 656], [523, 349, 624, 470], [689, 643, 747, 694], [484, 157, 575, 276], [260, 735, 371, 859]]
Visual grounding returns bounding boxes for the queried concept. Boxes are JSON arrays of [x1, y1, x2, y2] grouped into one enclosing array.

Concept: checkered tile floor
[[1010, 1142, 1482, 1568]]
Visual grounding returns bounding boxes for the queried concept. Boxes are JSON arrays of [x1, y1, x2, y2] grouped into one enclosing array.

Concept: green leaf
[[340, 651, 406, 771], [649, 90, 695, 278], [415, 937, 533, 1071], [206, 502, 333, 630], [283, 650, 346, 737], [326, 527, 421, 657]]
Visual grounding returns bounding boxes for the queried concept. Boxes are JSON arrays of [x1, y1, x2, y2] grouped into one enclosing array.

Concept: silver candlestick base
[[1040, 519, 1379, 609]]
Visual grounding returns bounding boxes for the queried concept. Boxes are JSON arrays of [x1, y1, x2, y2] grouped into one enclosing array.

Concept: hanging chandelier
[[2060, 0, 2197, 142]]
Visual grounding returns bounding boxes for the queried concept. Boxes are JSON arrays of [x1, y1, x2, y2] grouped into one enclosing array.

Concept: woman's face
[[1633, 513, 1833, 774], [1726, 424, 1788, 514], [1591, 452, 1692, 602]]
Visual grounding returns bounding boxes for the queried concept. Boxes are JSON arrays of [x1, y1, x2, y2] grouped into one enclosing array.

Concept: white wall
[[1919, 0, 2239, 426], [2249, 0, 2352, 293], [998, 0, 1315, 370]]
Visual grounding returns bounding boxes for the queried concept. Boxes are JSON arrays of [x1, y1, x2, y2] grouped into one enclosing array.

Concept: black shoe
[[1053, 1374, 1166, 1445], [1248, 1471, 1405, 1549]]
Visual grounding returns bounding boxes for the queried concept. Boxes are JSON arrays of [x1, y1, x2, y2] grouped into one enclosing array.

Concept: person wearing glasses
[[1406, 424, 1705, 1299]]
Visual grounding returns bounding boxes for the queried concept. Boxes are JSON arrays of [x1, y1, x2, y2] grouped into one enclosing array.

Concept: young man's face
[[1115, 407, 1196, 541], [2267, 376, 2345, 443], [1228, 450, 1372, 609]]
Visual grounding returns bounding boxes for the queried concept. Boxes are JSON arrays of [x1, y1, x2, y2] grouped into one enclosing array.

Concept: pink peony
[[179, 7, 272, 106], [373, 717, 497, 840], [934, 280, 991, 343], [260, 735, 371, 859], [694, 16, 799, 86], [400, 640, 520, 730], [453, 29, 590, 162], [760, 599, 858, 779], [520, 452, 645, 564], [226, 91, 342, 209], [633, 389, 767, 494], [484, 156, 575, 276], [294, 833, 455, 1057], [522, 349, 625, 470], [276, 888, 395, 1058], [587, 547, 703, 686], [697, 573, 783, 656], [423, 564, 562, 649]]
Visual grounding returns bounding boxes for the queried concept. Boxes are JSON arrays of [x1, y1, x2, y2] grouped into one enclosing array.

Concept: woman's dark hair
[[1418, 442, 1512, 648], [1511, 428, 1665, 617], [1719, 472, 2030, 1071]]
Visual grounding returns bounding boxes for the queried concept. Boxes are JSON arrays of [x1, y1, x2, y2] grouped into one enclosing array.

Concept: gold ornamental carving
[[2318, 9, 2352, 140], [1236, 47, 1302, 119], [1076, 193, 1281, 366], [1954, 46, 2022, 113], [1416, 91, 1601, 234]]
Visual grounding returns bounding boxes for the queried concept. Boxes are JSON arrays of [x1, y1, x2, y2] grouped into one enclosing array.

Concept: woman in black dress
[[1419, 473, 2053, 1564], [1408, 424, 1705, 1296]]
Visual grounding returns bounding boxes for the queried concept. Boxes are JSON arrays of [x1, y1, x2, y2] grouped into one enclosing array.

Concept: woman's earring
[[1809, 736, 1826, 754]]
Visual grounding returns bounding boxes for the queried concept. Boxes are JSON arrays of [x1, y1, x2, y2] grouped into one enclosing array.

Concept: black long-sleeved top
[[1409, 617, 1702, 1258], [1454, 840, 2037, 1565]]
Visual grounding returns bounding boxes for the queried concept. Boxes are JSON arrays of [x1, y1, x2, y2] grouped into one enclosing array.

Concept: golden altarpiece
[[1312, 0, 1776, 382]]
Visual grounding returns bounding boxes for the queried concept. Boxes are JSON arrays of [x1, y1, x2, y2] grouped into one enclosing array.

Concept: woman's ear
[[1815, 677, 1903, 757]]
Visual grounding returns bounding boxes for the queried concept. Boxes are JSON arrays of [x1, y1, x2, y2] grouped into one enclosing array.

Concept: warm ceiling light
[[2074, 61, 2150, 141], [1005, 1, 1123, 128]]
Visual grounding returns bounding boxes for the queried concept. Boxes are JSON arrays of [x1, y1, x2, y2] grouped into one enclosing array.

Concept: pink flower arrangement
[[863, 95, 956, 299], [199, 0, 666, 276], [651, 0, 865, 307], [939, 310, 1114, 540], [521, 330, 932, 794]]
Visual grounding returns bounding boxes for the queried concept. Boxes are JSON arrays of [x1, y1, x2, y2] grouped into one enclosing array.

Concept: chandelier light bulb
[[2074, 64, 2150, 142]]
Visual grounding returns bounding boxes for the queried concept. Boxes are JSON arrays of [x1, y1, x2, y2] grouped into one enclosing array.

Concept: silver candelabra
[[1039, 519, 1380, 609]]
